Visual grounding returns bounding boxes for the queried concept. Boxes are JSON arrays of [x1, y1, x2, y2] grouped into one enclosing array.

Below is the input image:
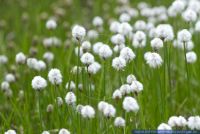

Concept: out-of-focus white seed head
[[111, 34, 125, 45], [120, 84, 131, 95], [119, 13, 131, 22], [87, 29, 98, 40], [114, 117, 126, 127], [48, 68, 62, 85], [72, 25, 86, 42], [98, 44, 113, 59], [98, 101, 108, 112], [112, 57, 126, 71], [4, 129, 16, 134], [31, 76, 47, 91], [0, 55, 8, 65], [1, 81, 10, 91], [65, 92, 76, 105], [187, 116, 200, 130], [126, 74, 137, 84], [5, 73, 15, 83], [144, 52, 163, 68], [182, 9, 197, 22], [119, 47, 135, 62], [186, 51, 197, 64], [134, 20, 146, 31], [103, 104, 116, 118], [43, 52, 54, 63], [92, 16, 103, 27], [65, 81, 76, 90], [123, 96, 139, 112], [81, 105, 95, 118], [58, 128, 70, 134], [87, 62, 101, 74], [81, 41, 91, 52], [15, 52, 26, 64], [130, 80, 143, 93], [93, 42, 103, 54], [150, 38, 163, 50], [110, 21, 120, 33], [81, 52, 94, 65], [156, 24, 174, 41], [157, 123, 172, 130], [112, 89, 122, 99], [46, 19, 57, 30]]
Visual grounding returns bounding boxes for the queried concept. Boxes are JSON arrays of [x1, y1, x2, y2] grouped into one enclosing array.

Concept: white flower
[[57, 97, 63, 106], [118, 22, 132, 36], [42, 131, 50, 134], [156, 24, 174, 41], [87, 62, 101, 74], [113, 44, 125, 53], [98, 44, 113, 59], [114, 117, 125, 127], [0, 55, 8, 64], [103, 104, 116, 118], [15, 52, 26, 64], [182, 9, 197, 22], [130, 80, 143, 93], [132, 31, 146, 48], [81, 41, 91, 51], [87, 29, 98, 40], [112, 89, 122, 99], [126, 74, 137, 84], [195, 21, 200, 32], [58, 128, 70, 134], [112, 57, 126, 70], [120, 84, 131, 95], [168, 116, 187, 127], [65, 92, 76, 105], [150, 38, 163, 49], [46, 19, 57, 30], [171, 0, 185, 13], [157, 123, 172, 130], [177, 29, 192, 42], [92, 16, 103, 27], [98, 101, 108, 112], [1, 81, 10, 91], [144, 52, 163, 68], [65, 81, 76, 90], [119, 13, 131, 22], [120, 47, 135, 62], [72, 25, 86, 41], [27, 58, 38, 69], [111, 34, 125, 45], [93, 42, 103, 54], [31, 76, 47, 91], [110, 21, 120, 33], [43, 52, 54, 63], [123, 96, 139, 112], [186, 51, 197, 63], [4, 130, 16, 134], [76, 104, 84, 113], [81, 105, 95, 118], [5, 74, 15, 83], [36, 60, 46, 71], [134, 20, 146, 31], [187, 116, 200, 130], [81, 52, 94, 65], [48, 68, 62, 85]]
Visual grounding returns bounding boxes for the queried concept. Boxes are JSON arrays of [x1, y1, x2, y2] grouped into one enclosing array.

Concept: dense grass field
[[1, 0, 200, 133]]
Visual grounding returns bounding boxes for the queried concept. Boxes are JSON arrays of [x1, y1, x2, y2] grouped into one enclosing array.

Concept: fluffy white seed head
[[42, 131, 50, 134], [98, 44, 113, 59], [65, 92, 76, 105], [92, 16, 103, 27], [120, 47, 135, 62], [150, 38, 163, 50], [186, 51, 197, 63], [98, 101, 108, 112], [195, 21, 200, 32], [112, 89, 122, 99], [130, 80, 143, 93], [65, 81, 76, 90], [120, 84, 131, 95], [81, 41, 91, 52], [111, 34, 125, 45], [48, 68, 62, 85], [15, 52, 26, 64], [114, 117, 126, 127], [123, 96, 139, 112], [81, 52, 94, 65], [1, 81, 10, 91], [46, 19, 57, 30], [72, 25, 86, 41], [4, 130, 16, 134], [43, 52, 54, 63], [93, 42, 103, 54], [157, 123, 172, 130], [168, 116, 187, 127], [112, 57, 126, 71], [58, 128, 70, 134], [87, 29, 98, 40], [132, 31, 146, 48], [126, 74, 137, 84], [118, 22, 132, 36], [31, 76, 47, 91], [156, 24, 174, 41], [110, 21, 120, 33], [87, 62, 101, 74], [177, 29, 192, 42], [103, 104, 116, 118], [0, 55, 8, 64], [187, 116, 200, 130], [134, 20, 146, 31], [81, 105, 95, 118], [5, 74, 15, 83], [119, 13, 131, 22], [144, 52, 163, 68], [182, 9, 197, 22]]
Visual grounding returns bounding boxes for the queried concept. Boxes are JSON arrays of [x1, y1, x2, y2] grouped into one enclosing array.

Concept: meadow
[[1, 0, 200, 133]]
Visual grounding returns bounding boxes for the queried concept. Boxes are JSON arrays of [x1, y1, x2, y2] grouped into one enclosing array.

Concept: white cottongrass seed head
[[81, 52, 94, 65], [72, 25, 86, 41], [15, 52, 26, 64], [31, 76, 47, 91], [65, 92, 76, 105], [144, 52, 163, 68], [123, 96, 139, 112], [157, 123, 172, 130], [112, 57, 126, 71], [114, 117, 126, 127], [177, 29, 192, 42], [120, 47, 136, 62], [186, 51, 197, 64], [58, 128, 70, 134], [81, 105, 95, 118], [48, 68, 62, 85]]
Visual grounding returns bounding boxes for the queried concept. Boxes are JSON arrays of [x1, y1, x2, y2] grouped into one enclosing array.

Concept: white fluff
[[31, 76, 47, 91], [48, 68, 62, 85], [65, 92, 76, 105], [123, 96, 139, 112]]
